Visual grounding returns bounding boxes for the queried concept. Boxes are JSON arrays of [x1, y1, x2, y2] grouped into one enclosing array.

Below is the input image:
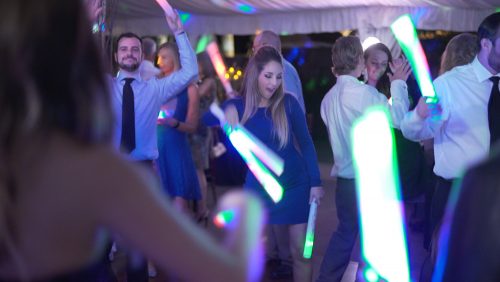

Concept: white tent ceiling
[[109, 0, 497, 39]]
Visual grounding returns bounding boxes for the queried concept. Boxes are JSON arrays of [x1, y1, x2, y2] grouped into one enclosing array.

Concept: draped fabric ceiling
[[109, 0, 497, 54]]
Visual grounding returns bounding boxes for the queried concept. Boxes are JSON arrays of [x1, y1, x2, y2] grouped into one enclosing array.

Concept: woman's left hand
[[158, 117, 178, 127], [309, 186, 324, 205]]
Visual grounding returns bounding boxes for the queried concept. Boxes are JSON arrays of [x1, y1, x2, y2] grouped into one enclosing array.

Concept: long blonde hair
[[240, 46, 289, 148]]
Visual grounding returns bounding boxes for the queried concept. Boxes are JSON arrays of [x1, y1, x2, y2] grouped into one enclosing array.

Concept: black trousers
[[430, 176, 455, 237], [317, 178, 359, 282]]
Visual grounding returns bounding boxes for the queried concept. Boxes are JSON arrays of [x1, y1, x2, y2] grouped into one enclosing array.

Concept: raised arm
[[94, 159, 264, 282], [155, 0, 198, 103]]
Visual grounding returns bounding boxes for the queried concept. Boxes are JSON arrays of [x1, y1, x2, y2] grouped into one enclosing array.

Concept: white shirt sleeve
[[400, 78, 447, 141], [389, 79, 410, 129]]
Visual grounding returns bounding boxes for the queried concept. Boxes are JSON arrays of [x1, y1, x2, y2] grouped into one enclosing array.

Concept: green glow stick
[[210, 103, 284, 176], [352, 106, 410, 282], [303, 200, 318, 259], [196, 34, 212, 53], [391, 14, 438, 103], [210, 103, 284, 203]]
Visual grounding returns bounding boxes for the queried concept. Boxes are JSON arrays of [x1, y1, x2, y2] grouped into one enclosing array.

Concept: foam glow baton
[[214, 209, 236, 228], [390, 14, 438, 104], [210, 103, 284, 203], [303, 200, 318, 259], [210, 103, 284, 176], [206, 42, 234, 95], [352, 106, 410, 282], [155, 0, 176, 19]]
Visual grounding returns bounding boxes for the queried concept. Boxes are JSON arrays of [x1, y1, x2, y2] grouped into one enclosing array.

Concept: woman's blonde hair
[[240, 46, 289, 148], [439, 33, 478, 75]]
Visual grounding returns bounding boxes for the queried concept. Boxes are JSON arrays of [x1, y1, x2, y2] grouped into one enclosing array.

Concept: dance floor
[[112, 161, 429, 281]]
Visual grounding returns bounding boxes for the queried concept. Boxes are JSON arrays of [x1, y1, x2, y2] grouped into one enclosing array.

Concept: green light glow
[[391, 14, 438, 103], [352, 106, 410, 282], [303, 201, 318, 259], [227, 127, 284, 203], [196, 35, 212, 53]]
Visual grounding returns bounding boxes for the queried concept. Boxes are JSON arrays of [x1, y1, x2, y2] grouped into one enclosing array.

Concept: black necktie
[[121, 78, 135, 153], [488, 76, 500, 146]]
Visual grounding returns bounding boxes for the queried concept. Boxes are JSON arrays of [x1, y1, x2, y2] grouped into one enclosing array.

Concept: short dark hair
[[115, 32, 142, 51], [477, 12, 500, 48], [331, 36, 363, 75]]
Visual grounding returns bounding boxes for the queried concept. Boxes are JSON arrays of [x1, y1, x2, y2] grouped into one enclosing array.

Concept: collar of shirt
[[472, 56, 497, 83], [336, 74, 364, 85], [116, 70, 143, 84]]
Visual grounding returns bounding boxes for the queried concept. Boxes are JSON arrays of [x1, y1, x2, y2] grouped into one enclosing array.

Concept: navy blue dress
[[205, 94, 321, 224], [157, 88, 201, 200]]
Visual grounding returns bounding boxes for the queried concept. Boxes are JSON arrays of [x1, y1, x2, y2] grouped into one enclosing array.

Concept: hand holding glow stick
[[210, 103, 284, 176], [303, 200, 318, 259]]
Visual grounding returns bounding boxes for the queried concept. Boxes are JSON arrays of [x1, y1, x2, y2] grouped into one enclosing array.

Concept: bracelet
[[173, 120, 180, 129]]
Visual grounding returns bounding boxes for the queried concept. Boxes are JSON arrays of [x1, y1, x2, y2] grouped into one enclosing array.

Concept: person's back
[[0, 134, 136, 280]]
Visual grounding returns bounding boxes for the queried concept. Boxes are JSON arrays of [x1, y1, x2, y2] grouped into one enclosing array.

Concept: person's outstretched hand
[[86, 0, 103, 23], [155, 0, 183, 35], [388, 57, 412, 82]]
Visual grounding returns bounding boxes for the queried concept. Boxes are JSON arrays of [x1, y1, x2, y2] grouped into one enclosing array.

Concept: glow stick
[[230, 139, 283, 203], [210, 103, 284, 203], [352, 106, 410, 282], [210, 103, 284, 176], [391, 14, 438, 103], [214, 209, 236, 228], [303, 200, 318, 259], [196, 35, 213, 53], [206, 42, 234, 95], [155, 0, 176, 19]]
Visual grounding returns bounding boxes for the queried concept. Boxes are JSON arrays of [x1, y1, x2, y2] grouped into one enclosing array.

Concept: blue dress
[[204, 94, 321, 224], [157, 88, 201, 200]]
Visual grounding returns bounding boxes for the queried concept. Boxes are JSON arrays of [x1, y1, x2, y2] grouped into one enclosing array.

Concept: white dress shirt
[[321, 75, 409, 178], [283, 59, 306, 113], [400, 57, 500, 179], [109, 33, 197, 161], [139, 60, 161, 81]]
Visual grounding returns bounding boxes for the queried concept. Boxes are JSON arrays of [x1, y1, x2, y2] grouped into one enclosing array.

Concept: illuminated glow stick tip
[[209, 103, 284, 203], [352, 106, 410, 282], [213, 209, 236, 228], [196, 35, 212, 53], [206, 42, 234, 94], [155, 0, 176, 18], [303, 200, 318, 259], [390, 14, 437, 103]]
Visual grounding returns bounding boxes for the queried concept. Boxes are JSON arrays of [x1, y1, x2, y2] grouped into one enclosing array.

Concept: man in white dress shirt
[[400, 12, 500, 237], [317, 36, 410, 282]]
